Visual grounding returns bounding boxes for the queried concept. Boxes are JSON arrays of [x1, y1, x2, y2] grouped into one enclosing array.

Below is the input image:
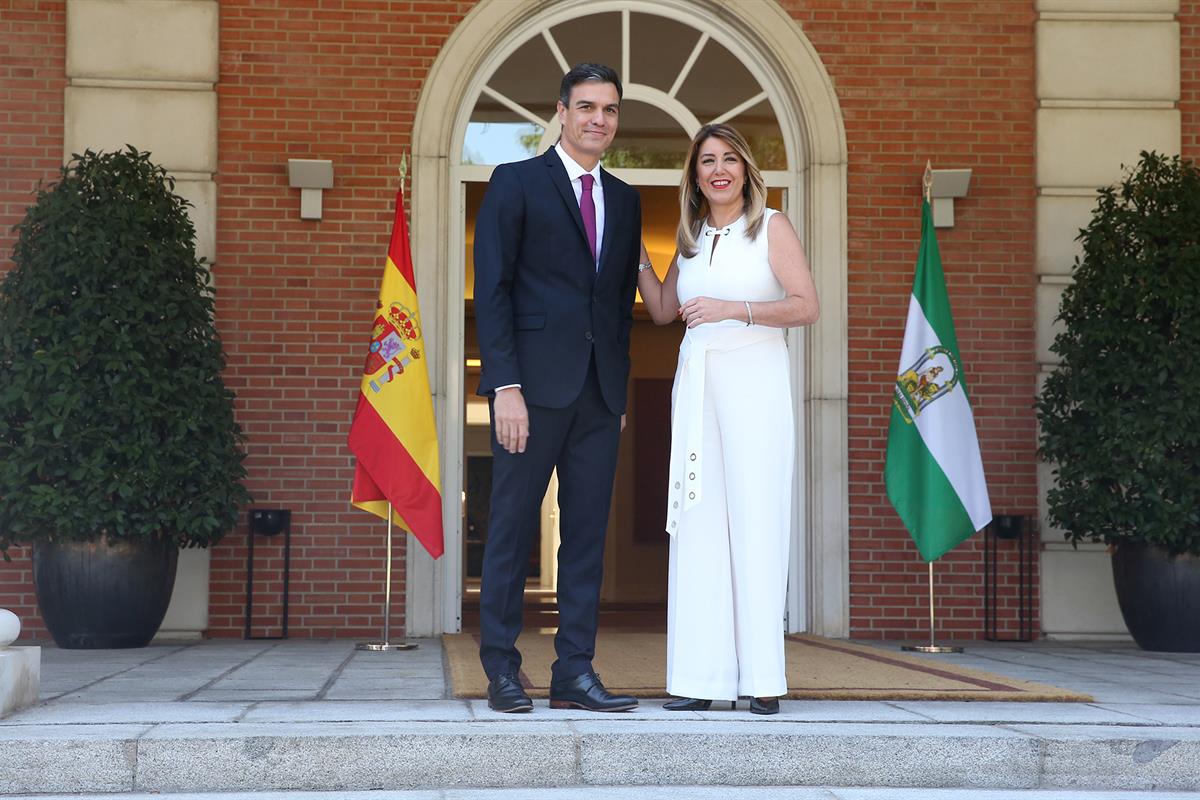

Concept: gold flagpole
[[923, 159, 934, 205], [357, 153, 418, 653], [903, 560, 963, 654]]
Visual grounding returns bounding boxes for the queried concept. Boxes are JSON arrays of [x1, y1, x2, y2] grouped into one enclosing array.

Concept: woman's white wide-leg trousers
[[666, 332, 794, 701]]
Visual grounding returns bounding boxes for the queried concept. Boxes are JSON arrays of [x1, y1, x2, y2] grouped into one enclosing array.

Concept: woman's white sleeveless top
[[675, 208, 786, 320]]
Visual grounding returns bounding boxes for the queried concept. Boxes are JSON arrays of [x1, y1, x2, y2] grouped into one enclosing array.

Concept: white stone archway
[[408, 0, 849, 637]]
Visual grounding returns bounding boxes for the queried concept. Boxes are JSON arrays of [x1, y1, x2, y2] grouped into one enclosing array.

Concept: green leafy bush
[[1037, 151, 1200, 556], [0, 147, 250, 556]]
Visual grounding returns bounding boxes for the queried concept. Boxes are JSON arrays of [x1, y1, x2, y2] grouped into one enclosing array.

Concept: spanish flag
[[349, 187, 444, 558]]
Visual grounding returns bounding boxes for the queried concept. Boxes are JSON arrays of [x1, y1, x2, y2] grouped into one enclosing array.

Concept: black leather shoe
[[663, 696, 712, 711], [487, 673, 533, 713], [549, 671, 638, 712], [749, 696, 780, 715]]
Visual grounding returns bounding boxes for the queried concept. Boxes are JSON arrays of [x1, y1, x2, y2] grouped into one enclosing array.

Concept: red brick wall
[[0, 0, 66, 640], [1, 0, 1066, 642], [786, 1, 1041, 639], [211, 1, 472, 637], [1183, 2, 1199, 160]]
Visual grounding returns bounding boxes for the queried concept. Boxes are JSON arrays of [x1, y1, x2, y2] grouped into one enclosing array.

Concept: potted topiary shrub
[[1037, 150, 1200, 652], [0, 146, 250, 648]]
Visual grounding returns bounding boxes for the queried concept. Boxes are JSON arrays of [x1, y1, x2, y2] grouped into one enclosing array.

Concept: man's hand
[[493, 387, 529, 454], [620, 413, 626, 432]]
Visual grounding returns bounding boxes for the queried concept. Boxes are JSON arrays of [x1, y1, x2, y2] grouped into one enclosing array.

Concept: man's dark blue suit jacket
[[473, 147, 642, 415]]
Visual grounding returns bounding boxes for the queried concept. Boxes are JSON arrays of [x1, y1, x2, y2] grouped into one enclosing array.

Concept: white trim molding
[[409, 0, 849, 637]]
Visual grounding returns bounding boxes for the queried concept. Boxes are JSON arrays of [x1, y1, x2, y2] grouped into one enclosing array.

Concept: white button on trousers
[[666, 333, 794, 701]]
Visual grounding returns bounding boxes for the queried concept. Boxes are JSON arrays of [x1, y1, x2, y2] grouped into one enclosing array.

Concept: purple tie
[[579, 173, 597, 265]]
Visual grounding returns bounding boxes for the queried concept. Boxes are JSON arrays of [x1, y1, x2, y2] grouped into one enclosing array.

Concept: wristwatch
[[637, 261, 654, 273]]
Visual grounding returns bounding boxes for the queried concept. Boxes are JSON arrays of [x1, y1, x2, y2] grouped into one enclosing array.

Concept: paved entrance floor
[[22, 635, 1200, 711], [2, 637, 1199, 798]]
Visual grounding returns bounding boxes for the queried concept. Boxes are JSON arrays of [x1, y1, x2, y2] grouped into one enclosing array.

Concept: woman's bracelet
[[744, 300, 754, 326]]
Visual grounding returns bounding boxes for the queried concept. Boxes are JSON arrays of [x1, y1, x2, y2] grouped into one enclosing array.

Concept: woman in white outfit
[[636, 124, 819, 715]]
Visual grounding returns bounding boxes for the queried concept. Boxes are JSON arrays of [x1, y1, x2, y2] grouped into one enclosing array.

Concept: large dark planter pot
[[32, 536, 179, 649], [1112, 541, 1200, 652]]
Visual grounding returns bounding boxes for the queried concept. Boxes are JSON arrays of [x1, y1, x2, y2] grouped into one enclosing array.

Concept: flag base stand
[[900, 560, 964, 654], [356, 515, 419, 653], [902, 644, 963, 654], [356, 641, 418, 651]]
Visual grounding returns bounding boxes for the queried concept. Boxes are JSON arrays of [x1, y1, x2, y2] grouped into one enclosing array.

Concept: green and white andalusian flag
[[885, 200, 992, 562]]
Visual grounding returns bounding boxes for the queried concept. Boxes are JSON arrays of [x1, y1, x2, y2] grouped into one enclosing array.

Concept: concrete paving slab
[[138, 718, 576, 740], [1009, 722, 1200, 741], [48, 689, 192, 703], [336, 665, 447, 678], [323, 686, 447, 696], [696, 700, 929, 723], [0, 721, 152, 741], [325, 683, 448, 694], [890, 701, 1158, 726], [1091, 703, 1200, 726], [1043, 683, 1194, 704], [186, 690, 322, 701], [0, 700, 250, 724], [242, 699, 474, 722]]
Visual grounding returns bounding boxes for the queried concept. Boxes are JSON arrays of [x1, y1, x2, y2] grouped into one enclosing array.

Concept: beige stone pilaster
[[65, 0, 220, 638], [1035, 0, 1180, 638], [64, 0, 218, 267]]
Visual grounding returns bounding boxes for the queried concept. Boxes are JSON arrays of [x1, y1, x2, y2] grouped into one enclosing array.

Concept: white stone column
[[1035, 0, 1181, 638], [64, 0, 220, 638], [0, 610, 40, 718]]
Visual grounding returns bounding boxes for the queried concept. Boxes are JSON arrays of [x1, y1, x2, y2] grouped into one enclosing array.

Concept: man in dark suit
[[473, 63, 643, 713]]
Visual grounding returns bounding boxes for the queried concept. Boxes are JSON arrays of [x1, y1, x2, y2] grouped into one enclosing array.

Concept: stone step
[[4, 718, 1199, 795], [7, 789, 1200, 800]]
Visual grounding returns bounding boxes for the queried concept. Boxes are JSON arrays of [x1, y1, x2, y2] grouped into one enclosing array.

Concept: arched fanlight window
[[461, 10, 788, 170]]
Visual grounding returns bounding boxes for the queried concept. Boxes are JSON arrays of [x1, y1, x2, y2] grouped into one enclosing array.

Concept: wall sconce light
[[929, 168, 972, 228], [287, 159, 334, 220]]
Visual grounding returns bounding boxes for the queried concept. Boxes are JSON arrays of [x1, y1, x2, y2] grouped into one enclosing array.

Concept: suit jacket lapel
[[544, 148, 590, 250]]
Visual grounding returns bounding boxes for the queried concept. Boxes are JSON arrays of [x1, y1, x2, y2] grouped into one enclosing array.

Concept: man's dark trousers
[[479, 355, 619, 683]]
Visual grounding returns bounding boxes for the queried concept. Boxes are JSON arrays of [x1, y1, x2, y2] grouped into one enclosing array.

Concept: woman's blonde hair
[[676, 123, 767, 258]]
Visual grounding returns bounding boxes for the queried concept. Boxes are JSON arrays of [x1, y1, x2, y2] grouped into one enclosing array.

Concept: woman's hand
[[679, 296, 735, 328]]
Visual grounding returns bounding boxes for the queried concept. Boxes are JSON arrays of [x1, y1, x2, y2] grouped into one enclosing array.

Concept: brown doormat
[[444, 631, 1092, 702]]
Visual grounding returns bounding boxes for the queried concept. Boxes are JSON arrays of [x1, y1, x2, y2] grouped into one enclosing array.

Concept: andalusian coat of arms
[[893, 345, 960, 424]]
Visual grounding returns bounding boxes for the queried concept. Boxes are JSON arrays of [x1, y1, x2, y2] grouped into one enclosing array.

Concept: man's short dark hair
[[559, 63, 623, 106]]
